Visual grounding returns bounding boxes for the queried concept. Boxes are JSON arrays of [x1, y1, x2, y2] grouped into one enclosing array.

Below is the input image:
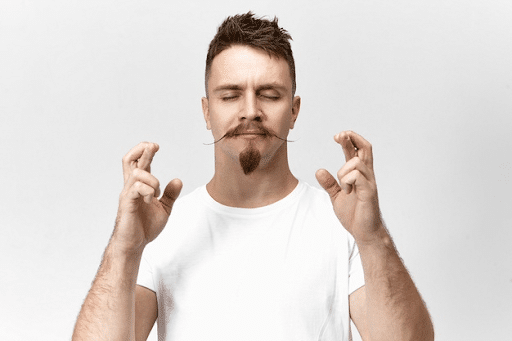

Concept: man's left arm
[[316, 131, 434, 341]]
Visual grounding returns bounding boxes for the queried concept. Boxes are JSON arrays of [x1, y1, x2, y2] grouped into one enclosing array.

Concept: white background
[[1, 0, 511, 340]]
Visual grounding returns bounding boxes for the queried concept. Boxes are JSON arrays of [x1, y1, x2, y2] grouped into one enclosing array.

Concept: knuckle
[[337, 168, 344, 180], [134, 181, 143, 190], [119, 190, 127, 201], [129, 169, 140, 180], [142, 141, 154, 151], [132, 167, 144, 178]]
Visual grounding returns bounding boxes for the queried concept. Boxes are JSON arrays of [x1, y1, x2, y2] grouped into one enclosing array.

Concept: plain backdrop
[[1, 0, 511, 340]]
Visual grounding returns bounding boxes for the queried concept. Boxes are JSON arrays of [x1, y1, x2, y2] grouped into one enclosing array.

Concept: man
[[73, 12, 434, 341]]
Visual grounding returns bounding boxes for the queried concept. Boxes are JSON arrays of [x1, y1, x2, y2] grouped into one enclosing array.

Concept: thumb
[[315, 169, 342, 200], [159, 178, 183, 215]]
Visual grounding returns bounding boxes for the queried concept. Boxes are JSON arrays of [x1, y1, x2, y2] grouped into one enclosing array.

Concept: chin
[[239, 146, 261, 175]]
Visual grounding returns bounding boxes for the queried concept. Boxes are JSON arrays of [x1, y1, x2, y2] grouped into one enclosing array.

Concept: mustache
[[203, 123, 295, 145]]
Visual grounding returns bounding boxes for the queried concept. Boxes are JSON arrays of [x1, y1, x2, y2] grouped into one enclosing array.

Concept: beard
[[204, 121, 294, 175], [239, 144, 262, 175]]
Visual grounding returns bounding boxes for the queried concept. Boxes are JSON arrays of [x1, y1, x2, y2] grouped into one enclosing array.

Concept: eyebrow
[[212, 84, 243, 93], [212, 83, 287, 93], [257, 84, 287, 92]]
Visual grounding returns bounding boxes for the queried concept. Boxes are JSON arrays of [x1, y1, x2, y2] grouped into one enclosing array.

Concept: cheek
[[210, 121, 224, 137], [265, 104, 293, 129], [208, 113, 231, 137]]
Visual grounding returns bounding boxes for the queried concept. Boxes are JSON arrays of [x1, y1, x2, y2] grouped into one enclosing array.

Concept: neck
[[206, 143, 298, 208]]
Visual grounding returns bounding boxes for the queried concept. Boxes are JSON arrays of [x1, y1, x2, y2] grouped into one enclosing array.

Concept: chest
[[158, 211, 348, 321]]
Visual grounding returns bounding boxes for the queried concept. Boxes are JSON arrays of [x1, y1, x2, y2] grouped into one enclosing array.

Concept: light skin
[[72, 45, 434, 341], [72, 142, 182, 341], [316, 131, 435, 340], [202, 45, 301, 208]]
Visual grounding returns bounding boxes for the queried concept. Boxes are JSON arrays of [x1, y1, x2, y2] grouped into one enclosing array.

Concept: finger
[[336, 157, 374, 187], [122, 142, 159, 183], [334, 131, 358, 162], [137, 143, 159, 172], [127, 181, 156, 204], [159, 178, 183, 215], [341, 131, 373, 166], [339, 169, 373, 197], [125, 168, 161, 198], [315, 169, 342, 199]]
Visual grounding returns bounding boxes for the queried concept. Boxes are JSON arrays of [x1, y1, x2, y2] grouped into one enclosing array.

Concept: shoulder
[[144, 185, 208, 253], [300, 181, 332, 202], [297, 181, 337, 216], [170, 185, 206, 211], [298, 181, 357, 246], [294, 181, 342, 232]]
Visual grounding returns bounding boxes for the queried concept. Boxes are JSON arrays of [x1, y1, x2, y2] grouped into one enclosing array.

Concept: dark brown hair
[[205, 12, 296, 97]]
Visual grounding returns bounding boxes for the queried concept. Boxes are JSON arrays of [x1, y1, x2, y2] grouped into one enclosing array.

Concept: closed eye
[[260, 94, 280, 100], [221, 95, 239, 101]]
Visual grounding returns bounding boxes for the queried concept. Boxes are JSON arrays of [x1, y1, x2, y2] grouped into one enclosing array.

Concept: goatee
[[239, 146, 261, 175]]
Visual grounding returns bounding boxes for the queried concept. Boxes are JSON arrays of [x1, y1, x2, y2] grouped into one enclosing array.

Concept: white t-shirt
[[137, 181, 365, 341]]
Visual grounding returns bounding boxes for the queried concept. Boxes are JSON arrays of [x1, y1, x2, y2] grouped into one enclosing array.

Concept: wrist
[[94, 238, 144, 291], [355, 223, 394, 251], [108, 234, 145, 260]]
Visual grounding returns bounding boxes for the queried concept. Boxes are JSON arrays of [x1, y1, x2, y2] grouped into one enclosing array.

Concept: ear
[[290, 96, 301, 129], [201, 97, 211, 130]]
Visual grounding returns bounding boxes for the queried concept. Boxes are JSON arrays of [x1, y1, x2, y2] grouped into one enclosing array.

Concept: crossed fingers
[[334, 131, 375, 194], [335, 131, 373, 165], [121, 142, 161, 203]]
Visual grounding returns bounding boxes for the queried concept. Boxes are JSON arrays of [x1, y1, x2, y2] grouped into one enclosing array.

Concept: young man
[[73, 12, 434, 341]]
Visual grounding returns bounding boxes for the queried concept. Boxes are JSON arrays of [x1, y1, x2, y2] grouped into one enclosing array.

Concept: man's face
[[202, 45, 300, 174]]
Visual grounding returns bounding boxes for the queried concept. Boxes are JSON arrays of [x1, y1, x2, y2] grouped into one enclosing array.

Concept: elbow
[[425, 320, 435, 341], [399, 309, 435, 341], [422, 306, 435, 341], [410, 299, 435, 341], [413, 314, 435, 341]]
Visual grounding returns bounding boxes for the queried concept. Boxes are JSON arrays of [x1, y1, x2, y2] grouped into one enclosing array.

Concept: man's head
[[202, 13, 300, 176], [205, 12, 296, 98]]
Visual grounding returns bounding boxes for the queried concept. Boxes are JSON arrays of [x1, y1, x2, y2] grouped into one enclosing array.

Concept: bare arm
[[72, 142, 181, 341], [353, 228, 434, 340], [317, 131, 434, 341], [72, 242, 143, 340], [135, 285, 158, 341]]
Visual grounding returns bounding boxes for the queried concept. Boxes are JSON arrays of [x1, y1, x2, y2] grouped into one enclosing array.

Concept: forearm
[[72, 240, 143, 341], [358, 226, 434, 341]]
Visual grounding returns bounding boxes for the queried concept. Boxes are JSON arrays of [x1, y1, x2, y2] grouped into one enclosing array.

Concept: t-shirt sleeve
[[348, 234, 365, 295], [137, 252, 156, 292]]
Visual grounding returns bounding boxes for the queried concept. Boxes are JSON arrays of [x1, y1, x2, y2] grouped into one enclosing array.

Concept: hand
[[113, 142, 182, 253], [316, 131, 384, 246]]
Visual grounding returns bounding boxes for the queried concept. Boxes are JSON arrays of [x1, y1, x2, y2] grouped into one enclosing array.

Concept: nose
[[240, 93, 262, 122]]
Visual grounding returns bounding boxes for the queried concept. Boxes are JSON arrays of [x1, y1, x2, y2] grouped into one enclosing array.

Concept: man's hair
[[205, 12, 296, 97]]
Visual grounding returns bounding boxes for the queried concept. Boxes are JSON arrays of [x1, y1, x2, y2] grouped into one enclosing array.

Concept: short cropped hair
[[205, 12, 296, 97]]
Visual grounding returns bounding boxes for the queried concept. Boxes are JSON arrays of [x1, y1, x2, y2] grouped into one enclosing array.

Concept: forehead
[[209, 45, 291, 90]]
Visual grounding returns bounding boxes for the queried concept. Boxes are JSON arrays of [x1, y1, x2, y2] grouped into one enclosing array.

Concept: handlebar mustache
[[203, 123, 294, 145]]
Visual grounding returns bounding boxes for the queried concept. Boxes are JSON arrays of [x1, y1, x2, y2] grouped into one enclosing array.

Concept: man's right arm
[[72, 240, 144, 340], [72, 142, 182, 341]]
